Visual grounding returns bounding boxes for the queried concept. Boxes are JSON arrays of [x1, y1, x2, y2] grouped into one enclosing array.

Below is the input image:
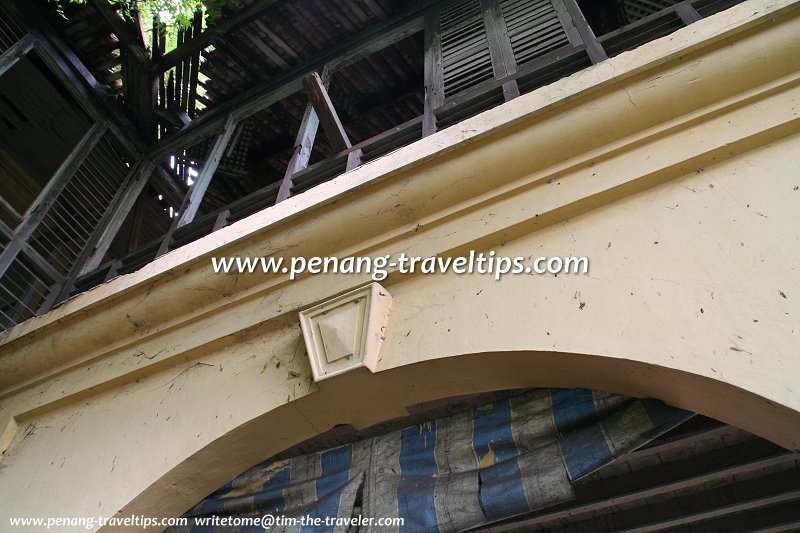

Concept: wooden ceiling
[[41, 0, 426, 208]]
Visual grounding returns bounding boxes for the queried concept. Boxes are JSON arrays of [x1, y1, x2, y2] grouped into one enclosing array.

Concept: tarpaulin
[[169, 388, 692, 532]]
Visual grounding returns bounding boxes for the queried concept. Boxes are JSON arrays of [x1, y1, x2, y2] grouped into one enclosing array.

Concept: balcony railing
[[0, 0, 747, 330]]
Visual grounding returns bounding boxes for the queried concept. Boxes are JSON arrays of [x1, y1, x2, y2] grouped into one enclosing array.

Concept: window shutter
[[499, 0, 571, 66], [440, 0, 494, 98]]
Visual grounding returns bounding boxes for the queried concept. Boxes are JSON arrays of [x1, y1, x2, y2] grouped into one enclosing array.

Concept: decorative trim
[[300, 283, 392, 380]]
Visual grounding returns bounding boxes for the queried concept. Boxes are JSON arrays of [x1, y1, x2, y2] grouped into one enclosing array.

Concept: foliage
[[50, 0, 227, 51]]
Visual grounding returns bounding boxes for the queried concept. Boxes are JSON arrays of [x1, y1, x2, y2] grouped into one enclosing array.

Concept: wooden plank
[[551, 0, 584, 46], [0, 33, 35, 78], [212, 209, 230, 231], [173, 114, 239, 229], [149, 8, 428, 160], [127, 194, 146, 253], [302, 71, 351, 152], [0, 193, 22, 227], [618, 489, 800, 533], [154, 0, 284, 73], [254, 20, 298, 60], [497, 454, 796, 530], [90, 0, 151, 65], [276, 67, 331, 203], [423, 5, 444, 136], [127, 55, 157, 142], [0, 219, 14, 241], [753, 520, 800, 533], [6, 0, 143, 157], [152, 163, 188, 208], [79, 160, 155, 274], [187, 11, 203, 117], [13, 122, 108, 244], [292, 115, 422, 186], [480, 0, 519, 96], [675, 2, 703, 25], [346, 148, 363, 171], [560, 0, 607, 63], [244, 31, 290, 70]]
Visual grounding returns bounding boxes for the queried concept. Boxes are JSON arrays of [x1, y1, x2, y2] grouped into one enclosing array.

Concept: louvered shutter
[[438, 0, 574, 100], [440, 0, 494, 98], [499, 0, 571, 66]]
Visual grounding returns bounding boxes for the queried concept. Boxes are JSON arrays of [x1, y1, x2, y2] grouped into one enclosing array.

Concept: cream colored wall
[[1, 0, 799, 529]]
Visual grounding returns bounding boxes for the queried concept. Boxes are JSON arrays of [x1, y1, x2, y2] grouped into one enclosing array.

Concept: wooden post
[[0, 122, 107, 280], [302, 72, 352, 152], [175, 114, 239, 228], [423, 5, 443, 137], [213, 209, 230, 231], [79, 159, 155, 274], [0, 34, 35, 78], [149, 10, 426, 160], [346, 149, 363, 171], [276, 67, 333, 204], [480, 0, 520, 101], [560, 0, 608, 64], [90, 0, 151, 66], [8, 0, 146, 157], [675, 3, 702, 25], [58, 159, 155, 301], [153, 115, 239, 257], [187, 11, 203, 118]]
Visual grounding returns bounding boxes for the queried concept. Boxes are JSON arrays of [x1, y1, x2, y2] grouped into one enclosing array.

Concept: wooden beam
[[500, 454, 796, 530], [346, 149, 363, 171], [423, 5, 443, 137], [212, 209, 230, 231], [243, 31, 290, 70], [15, 122, 107, 244], [276, 68, 331, 203], [0, 33, 35, 78], [676, 3, 703, 25], [152, 163, 188, 208], [0, 193, 22, 227], [7, 0, 145, 157], [302, 72, 351, 152], [618, 489, 800, 533], [154, 0, 284, 73], [149, 6, 428, 160], [0, 122, 107, 280], [560, 0, 608, 64], [173, 115, 239, 229], [552, 0, 585, 47], [80, 160, 155, 274], [480, 0, 519, 101], [218, 38, 264, 81], [153, 106, 191, 128], [90, 0, 151, 66], [187, 11, 203, 118], [126, 54, 157, 142]]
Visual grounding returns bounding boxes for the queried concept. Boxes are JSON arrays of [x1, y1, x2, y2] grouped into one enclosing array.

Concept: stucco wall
[[1, 1, 799, 529]]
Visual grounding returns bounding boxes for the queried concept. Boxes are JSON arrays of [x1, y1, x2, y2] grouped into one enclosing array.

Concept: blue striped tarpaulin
[[169, 388, 692, 532]]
